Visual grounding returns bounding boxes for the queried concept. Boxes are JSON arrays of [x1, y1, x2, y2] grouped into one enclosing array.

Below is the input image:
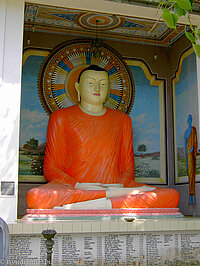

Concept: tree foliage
[[156, 0, 200, 58], [137, 144, 147, 153], [25, 138, 39, 150]]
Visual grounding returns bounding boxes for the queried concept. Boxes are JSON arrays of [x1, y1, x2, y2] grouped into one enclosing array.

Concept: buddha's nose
[[94, 84, 100, 92]]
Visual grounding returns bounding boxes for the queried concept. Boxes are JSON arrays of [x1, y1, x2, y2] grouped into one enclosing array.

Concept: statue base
[[23, 208, 184, 221]]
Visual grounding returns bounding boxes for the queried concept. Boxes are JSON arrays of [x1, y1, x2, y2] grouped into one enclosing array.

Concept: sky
[[129, 65, 160, 153], [20, 56, 160, 153], [20, 56, 49, 146]]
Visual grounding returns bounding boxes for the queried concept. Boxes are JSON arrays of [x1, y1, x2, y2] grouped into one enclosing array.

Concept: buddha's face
[[75, 70, 109, 105]]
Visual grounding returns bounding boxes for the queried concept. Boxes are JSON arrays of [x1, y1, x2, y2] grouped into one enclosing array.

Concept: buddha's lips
[[93, 93, 100, 96]]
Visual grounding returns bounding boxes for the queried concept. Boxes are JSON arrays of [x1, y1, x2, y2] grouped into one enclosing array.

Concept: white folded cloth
[[54, 198, 112, 210], [106, 186, 156, 199], [74, 182, 124, 190]]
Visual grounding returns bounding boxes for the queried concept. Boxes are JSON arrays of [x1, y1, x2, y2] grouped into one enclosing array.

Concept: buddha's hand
[[101, 184, 124, 188], [74, 183, 124, 190], [106, 186, 156, 199], [74, 182, 106, 190]]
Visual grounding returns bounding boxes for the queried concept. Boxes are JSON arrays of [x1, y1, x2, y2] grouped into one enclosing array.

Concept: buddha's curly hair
[[77, 65, 107, 83]]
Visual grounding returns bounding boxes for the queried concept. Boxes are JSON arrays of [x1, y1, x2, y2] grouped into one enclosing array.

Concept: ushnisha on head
[[75, 65, 109, 116]]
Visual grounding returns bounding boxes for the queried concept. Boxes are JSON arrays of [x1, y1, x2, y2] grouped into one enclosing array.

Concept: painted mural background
[[174, 51, 200, 184], [19, 53, 163, 183], [128, 65, 161, 180]]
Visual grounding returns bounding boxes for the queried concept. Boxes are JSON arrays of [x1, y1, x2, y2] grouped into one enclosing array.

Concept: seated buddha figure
[[27, 65, 180, 209]]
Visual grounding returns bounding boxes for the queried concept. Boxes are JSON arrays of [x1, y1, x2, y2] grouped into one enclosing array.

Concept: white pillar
[[0, 0, 24, 223]]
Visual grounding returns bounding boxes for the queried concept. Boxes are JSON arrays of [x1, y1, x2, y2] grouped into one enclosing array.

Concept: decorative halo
[[38, 39, 135, 115], [77, 13, 122, 30]]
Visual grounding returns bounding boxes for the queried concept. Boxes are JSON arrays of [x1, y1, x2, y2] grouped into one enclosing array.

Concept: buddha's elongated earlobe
[[77, 91, 81, 102], [75, 82, 81, 102], [104, 87, 110, 103]]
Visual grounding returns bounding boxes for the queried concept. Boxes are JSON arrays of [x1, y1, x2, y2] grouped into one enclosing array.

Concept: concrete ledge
[[8, 217, 200, 235]]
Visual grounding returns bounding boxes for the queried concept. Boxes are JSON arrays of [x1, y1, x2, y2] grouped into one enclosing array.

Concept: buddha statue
[[27, 65, 180, 209]]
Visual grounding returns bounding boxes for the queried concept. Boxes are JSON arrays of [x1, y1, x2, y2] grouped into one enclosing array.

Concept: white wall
[[0, 0, 24, 223]]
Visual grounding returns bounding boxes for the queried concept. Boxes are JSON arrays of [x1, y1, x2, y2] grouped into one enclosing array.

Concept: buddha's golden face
[[75, 70, 109, 106]]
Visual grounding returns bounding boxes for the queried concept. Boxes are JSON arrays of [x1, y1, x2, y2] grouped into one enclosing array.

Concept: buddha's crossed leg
[[27, 180, 180, 209]]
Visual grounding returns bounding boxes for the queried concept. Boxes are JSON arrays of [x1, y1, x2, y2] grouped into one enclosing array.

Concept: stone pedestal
[[7, 217, 200, 265]]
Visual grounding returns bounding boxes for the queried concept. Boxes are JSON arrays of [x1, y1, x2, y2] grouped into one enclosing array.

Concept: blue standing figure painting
[[184, 114, 198, 204]]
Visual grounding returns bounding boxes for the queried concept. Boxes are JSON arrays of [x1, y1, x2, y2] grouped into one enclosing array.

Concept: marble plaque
[[8, 232, 200, 265]]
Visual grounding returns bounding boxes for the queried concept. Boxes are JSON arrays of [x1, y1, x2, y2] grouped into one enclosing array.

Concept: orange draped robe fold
[[27, 105, 180, 209], [186, 126, 198, 195]]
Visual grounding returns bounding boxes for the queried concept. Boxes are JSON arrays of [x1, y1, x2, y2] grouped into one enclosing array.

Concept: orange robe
[[186, 126, 198, 195], [27, 105, 179, 209]]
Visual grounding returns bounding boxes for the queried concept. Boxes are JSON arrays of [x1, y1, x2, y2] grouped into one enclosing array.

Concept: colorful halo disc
[[38, 39, 135, 115]]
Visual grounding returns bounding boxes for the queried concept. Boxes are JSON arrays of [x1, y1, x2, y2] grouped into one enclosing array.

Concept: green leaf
[[185, 31, 195, 43], [197, 29, 200, 40], [174, 3, 186, 16], [192, 44, 200, 58], [176, 0, 192, 11], [189, 0, 193, 5], [171, 13, 179, 26], [162, 9, 176, 29]]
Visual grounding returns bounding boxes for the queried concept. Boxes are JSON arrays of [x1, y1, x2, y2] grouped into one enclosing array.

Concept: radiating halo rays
[[38, 39, 135, 115]]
